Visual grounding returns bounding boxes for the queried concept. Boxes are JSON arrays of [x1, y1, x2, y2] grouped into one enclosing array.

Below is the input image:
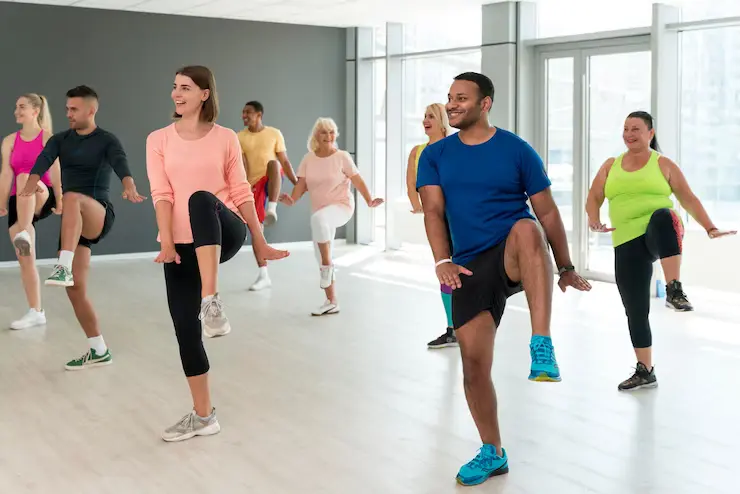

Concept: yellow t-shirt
[[237, 126, 287, 184]]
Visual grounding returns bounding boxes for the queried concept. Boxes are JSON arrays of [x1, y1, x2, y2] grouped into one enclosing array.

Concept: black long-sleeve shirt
[[31, 127, 132, 203]]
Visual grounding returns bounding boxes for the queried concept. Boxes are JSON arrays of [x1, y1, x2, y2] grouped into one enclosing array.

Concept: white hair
[[308, 117, 340, 152]]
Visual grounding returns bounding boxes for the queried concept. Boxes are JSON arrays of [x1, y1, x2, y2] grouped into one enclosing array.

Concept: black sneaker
[[427, 328, 458, 349], [666, 280, 694, 312], [618, 362, 658, 391]]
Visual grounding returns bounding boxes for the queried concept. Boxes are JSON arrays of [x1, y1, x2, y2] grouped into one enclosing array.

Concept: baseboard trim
[[0, 240, 329, 269]]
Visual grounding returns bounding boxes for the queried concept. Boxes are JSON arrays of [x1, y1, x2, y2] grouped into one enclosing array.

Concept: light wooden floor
[[0, 242, 737, 494]]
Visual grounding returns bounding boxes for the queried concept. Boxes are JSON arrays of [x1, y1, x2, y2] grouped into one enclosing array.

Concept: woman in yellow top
[[586, 111, 735, 391], [405, 103, 455, 349]]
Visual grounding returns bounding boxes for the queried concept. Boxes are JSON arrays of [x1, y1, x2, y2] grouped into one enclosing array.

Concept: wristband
[[558, 265, 575, 276], [435, 258, 452, 267]]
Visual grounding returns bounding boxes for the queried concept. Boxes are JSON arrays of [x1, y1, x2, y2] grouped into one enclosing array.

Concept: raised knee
[[511, 219, 545, 249], [188, 190, 214, 211], [650, 208, 674, 226]]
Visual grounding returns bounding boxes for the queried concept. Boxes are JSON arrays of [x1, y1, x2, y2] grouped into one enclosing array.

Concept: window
[[373, 25, 386, 57], [402, 12, 481, 54], [679, 0, 740, 21], [400, 50, 482, 195], [680, 27, 740, 230], [372, 59, 387, 234], [536, 0, 652, 38]]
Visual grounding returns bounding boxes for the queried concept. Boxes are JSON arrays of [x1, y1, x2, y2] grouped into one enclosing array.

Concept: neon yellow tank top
[[604, 150, 675, 247], [414, 142, 428, 176]]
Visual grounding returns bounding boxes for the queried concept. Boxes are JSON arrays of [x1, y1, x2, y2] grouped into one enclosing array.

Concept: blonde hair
[[21, 93, 53, 133], [308, 117, 340, 152], [426, 103, 451, 137]]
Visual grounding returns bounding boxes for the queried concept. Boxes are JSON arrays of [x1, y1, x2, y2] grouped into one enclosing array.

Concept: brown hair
[[21, 93, 53, 133], [173, 65, 219, 123]]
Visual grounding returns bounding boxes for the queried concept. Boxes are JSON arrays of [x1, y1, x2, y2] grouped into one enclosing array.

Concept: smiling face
[[446, 79, 490, 130], [422, 109, 441, 137], [171, 74, 209, 119], [623, 117, 653, 151], [316, 125, 336, 148], [14, 97, 38, 126], [242, 105, 261, 128]]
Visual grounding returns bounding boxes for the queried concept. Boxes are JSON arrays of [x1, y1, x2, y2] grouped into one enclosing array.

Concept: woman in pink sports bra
[[0, 93, 63, 330]]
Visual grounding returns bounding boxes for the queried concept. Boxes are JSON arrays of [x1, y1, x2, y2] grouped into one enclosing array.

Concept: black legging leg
[[614, 236, 654, 349], [188, 190, 246, 263]]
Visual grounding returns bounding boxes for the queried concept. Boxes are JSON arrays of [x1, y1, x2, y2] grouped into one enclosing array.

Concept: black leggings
[[614, 208, 683, 349], [164, 191, 247, 377]]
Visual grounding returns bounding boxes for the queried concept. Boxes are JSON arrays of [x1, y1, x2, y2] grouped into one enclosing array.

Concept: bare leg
[[457, 311, 502, 453], [13, 174, 47, 232], [503, 219, 553, 337], [660, 255, 681, 282], [266, 160, 281, 202], [195, 245, 221, 298], [9, 223, 41, 310], [187, 374, 212, 418], [65, 246, 100, 338]]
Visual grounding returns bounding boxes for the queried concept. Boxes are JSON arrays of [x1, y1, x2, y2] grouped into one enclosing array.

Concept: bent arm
[[276, 151, 298, 185], [663, 157, 716, 232], [406, 147, 423, 211], [287, 177, 308, 203], [106, 135, 133, 182], [350, 173, 372, 204], [531, 188, 573, 270], [0, 137, 13, 203], [419, 186, 451, 263], [30, 133, 61, 180], [586, 159, 613, 223], [44, 131, 62, 200]]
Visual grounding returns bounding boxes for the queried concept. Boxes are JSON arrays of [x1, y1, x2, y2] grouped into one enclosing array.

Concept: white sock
[[88, 335, 107, 355], [267, 201, 277, 215], [58, 250, 74, 270], [258, 266, 269, 278]]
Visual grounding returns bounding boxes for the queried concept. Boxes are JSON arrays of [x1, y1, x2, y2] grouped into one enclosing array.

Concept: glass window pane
[[402, 11, 481, 53], [679, 0, 740, 21], [587, 51, 652, 275], [680, 27, 740, 231], [373, 59, 387, 239], [401, 50, 481, 194], [537, 0, 652, 38]]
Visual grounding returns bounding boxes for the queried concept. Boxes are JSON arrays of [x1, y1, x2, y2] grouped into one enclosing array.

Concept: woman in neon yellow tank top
[[405, 103, 457, 349], [586, 111, 736, 391]]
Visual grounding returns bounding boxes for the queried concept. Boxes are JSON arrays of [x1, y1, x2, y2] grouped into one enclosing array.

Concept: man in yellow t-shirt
[[237, 101, 298, 291]]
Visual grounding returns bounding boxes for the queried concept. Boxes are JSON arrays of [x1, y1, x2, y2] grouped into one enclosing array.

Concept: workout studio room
[[0, 0, 737, 492]]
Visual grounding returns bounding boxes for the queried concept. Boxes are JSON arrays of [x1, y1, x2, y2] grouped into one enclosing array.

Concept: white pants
[[311, 204, 353, 265]]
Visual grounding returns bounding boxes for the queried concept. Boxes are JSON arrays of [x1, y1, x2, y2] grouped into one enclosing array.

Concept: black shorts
[[57, 199, 115, 251], [451, 239, 523, 329], [7, 190, 57, 228]]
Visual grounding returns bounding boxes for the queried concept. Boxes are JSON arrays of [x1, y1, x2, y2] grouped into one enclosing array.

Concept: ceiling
[[4, 0, 493, 27]]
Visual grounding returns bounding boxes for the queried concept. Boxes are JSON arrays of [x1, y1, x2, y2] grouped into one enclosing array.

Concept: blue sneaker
[[456, 444, 509, 486], [528, 335, 561, 382]]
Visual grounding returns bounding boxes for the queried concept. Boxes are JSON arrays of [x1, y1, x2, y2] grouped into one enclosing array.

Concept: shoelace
[[530, 340, 554, 364], [74, 350, 93, 365], [468, 447, 497, 469], [198, 298, 224, 322], [50, 265, 65, 278], [669, 282, 689, 303], [172, 412, 195, 432]]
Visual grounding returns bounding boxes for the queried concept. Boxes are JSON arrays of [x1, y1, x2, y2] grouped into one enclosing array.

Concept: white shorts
[[310, 204, 353, 264]]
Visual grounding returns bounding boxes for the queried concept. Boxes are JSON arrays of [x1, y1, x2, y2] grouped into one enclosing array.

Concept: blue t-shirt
[[416, 129, 551, 266]]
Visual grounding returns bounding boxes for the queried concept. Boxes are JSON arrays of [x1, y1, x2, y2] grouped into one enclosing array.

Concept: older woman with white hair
[[280, 117, 382, 316]]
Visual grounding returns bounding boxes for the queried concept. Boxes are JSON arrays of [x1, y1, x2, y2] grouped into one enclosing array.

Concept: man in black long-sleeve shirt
[[22, 85, 145, 370]]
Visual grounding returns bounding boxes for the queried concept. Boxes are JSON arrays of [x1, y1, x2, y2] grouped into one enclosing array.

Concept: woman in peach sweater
[[280, 117, 382, 315], [146, 65, 289, 442]]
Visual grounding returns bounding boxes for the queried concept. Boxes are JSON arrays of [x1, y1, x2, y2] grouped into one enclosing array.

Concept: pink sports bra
[[9, 131, 51, 196]]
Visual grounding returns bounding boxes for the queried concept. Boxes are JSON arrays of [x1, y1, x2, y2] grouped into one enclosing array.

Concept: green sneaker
[[64, 348, 113, 371], [45, 265, 74, 287]]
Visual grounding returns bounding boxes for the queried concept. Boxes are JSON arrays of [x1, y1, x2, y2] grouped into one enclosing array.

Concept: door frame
[[534, 35, 651, 283]]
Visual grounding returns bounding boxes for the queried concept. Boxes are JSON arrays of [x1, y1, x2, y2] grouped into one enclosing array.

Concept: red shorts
[[251, 169, 283, 224]]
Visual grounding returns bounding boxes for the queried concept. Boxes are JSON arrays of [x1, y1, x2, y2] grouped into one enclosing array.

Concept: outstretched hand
[[558, 269, 592, 293], [278, 193, 295, 206], [122, 182, 147, 203], [436, 261, 472, 290], [708, 228, 737, 239], [588, 220, 615, 233]]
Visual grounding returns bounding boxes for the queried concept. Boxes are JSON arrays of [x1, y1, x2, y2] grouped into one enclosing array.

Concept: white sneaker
[[311, 300, 339, 316], [10, 308, 46, 330], [162, 409, 221, 443], [320, 265, 335, 289], [199, 294, 231, 338], [13, 230, 33, 257], [264, 210, 278, 226], [249, 273, 272, 291]]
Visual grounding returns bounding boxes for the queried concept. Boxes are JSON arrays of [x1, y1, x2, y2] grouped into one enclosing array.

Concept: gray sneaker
[[199, 293, 231, 338], [162, 409, 221, 442]]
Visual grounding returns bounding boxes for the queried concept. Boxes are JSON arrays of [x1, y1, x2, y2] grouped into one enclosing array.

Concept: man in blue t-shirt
[[416, 72, 590, 487]]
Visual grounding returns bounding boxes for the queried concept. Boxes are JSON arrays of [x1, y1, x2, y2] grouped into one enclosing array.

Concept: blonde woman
[[406, 103, 456, 349], [280, 117, 382, 316], [0, 93, 62, 330]]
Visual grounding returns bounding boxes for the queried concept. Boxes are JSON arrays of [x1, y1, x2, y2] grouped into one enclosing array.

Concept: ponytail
[[20, 93, 52, 133], [37, 95, 52, 134], [650, 135, 660, 153]]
